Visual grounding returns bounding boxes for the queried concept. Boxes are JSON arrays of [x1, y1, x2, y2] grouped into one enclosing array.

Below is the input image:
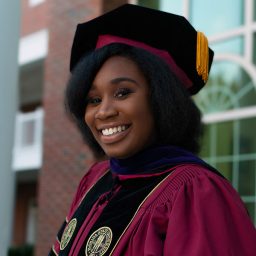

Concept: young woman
[[49, 4, 256, 256]]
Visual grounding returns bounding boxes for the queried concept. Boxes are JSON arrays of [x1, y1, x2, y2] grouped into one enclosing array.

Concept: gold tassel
[[196, 31, 209, 83]]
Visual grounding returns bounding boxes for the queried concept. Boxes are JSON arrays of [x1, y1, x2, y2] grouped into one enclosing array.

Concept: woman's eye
[[87, 97, 101, 105], [114, 88, 132, 98]]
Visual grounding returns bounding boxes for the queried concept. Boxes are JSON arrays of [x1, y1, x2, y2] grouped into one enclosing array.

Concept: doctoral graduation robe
[[49, 160, 256, 255]]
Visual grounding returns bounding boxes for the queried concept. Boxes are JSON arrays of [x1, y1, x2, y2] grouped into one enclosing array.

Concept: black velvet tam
[[70, 4, 214, 94]]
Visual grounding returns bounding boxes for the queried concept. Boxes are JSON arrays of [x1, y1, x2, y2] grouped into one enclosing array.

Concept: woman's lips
[[101, 125, 129, 136], [98, 124, 131, 144]]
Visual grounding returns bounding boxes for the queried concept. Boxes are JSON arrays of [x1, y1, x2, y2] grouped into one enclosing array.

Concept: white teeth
[[101, 125, 127, 136]]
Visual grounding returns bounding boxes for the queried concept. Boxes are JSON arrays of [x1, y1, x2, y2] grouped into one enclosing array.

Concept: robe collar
[[110, 145, 206, 175]]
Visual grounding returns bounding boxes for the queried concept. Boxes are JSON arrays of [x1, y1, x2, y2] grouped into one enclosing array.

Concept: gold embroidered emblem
[[60, 218, 77, 250], [85, 226, 113, 256]]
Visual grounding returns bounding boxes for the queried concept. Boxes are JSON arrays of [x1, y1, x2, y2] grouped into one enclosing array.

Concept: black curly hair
[[65, 43, 203, 158]]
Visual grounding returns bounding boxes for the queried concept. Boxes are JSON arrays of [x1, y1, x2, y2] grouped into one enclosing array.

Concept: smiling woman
[[66, 43, 203, 159], [49, 4, 256, 256], [84, 56, 155, 159]]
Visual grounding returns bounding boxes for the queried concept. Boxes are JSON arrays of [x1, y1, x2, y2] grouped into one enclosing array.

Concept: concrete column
[[0, 1, 20, 255]]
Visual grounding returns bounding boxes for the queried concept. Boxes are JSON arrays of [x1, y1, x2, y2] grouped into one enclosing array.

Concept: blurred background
[[1, 0, 256, 255]]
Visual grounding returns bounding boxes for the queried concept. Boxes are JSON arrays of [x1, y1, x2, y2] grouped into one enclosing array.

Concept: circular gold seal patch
[[85, 226, 113, 256], [60, 218, 77, 250]]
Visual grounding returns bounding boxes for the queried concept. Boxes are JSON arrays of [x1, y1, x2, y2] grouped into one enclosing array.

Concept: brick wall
[[36, 0, 128, 255], [21, 0, 48, 36]]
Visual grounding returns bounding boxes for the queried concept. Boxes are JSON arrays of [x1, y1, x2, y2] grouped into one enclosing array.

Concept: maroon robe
[[49, 160, 256, 255]]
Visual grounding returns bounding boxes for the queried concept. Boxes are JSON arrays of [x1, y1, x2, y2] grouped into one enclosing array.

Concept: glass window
[[253, 33, 256, 66], [212, 37, 244, 55], [240, 117, 256, 154], [199, 117, 256, 224], [26, 199, 37, 244], [138, 0, 183, 14], [216, 162, 233, 181], [245, 202, 255, 223], [254, 0, 256, 21], [190, 0, 244, 35], [200, 124, 211, 157], [29, 0, 45, 7], [22, 120, 35, 146], [138, 0, 159, 9], [195, 62, 256, 114], [216, 121, 233, 156], [238, 81, 256, 108], [159, 0, 183, 15], [238, 160, 255, 196]]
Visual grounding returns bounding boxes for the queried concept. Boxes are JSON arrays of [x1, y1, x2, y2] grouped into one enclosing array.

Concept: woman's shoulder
[[149, 163, 242, 207], [166, 163, 232, 190], [145, 163, 254, 231], [176, 164, 244, 200]]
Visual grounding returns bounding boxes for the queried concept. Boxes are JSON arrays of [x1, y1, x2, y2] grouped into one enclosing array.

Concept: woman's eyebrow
[[90, 77, 140, 91], [110, 77, 140, 86]]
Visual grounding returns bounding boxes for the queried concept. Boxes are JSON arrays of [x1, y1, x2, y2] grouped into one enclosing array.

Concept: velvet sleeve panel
[[163, 165, 256, 255], [48, 161, 110, 255], [66, 160, 110, 220]]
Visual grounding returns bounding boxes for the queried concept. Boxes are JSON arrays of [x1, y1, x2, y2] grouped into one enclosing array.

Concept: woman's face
[[84, 55, 156, 159]]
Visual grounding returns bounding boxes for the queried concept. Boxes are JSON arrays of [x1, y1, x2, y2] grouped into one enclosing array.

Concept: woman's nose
[[95, 99, 118, 120]]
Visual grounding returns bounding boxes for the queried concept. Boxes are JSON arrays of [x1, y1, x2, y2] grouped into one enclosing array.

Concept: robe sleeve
[[164, 169, 256, 256]]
